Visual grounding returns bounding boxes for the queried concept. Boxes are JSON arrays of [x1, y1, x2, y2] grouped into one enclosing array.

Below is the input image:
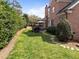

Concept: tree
[[23, 14, 29, 25], [7, 0, 22, 14], [28, 15, 41, 25]]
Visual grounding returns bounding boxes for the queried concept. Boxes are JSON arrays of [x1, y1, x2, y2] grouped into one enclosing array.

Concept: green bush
[[0, 0, 27, 49], [57, 19, 73, 42], [46, 26, 57, 35]]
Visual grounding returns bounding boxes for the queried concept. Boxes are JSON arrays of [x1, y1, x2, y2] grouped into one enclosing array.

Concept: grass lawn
[[7, 29, 79, 59]]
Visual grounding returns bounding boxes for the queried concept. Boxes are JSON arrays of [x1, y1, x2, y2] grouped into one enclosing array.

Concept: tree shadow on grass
[[23, 30, 58, 44], [23, 30, 41, 37]]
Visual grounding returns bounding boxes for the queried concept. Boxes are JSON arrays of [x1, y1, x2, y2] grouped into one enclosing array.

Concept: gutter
[[57, 2, 72, 14]]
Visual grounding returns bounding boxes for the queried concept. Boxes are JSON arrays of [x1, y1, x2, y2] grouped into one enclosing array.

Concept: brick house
[[45, 0, 79, 41]]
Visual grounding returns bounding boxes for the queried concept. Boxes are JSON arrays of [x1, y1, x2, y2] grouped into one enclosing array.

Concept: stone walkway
[[60, 42, 79, 51], [0, 28, 26, 59]]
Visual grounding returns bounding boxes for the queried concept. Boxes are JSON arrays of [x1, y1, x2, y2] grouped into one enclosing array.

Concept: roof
[[57, 0, 79, 14], [68, 0, 79, 9]]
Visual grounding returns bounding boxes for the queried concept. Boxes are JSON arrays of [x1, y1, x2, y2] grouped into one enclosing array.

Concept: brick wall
[[48, 0, 70, 25], [67, 4, 79, 41]]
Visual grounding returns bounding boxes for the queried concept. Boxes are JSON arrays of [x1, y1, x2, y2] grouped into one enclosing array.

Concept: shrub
[[46, 26, 57, 35], [57, 19, 73, 42], [0, 0, 27, 49]]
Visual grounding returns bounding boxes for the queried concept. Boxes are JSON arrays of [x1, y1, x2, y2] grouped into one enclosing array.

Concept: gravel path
[[0, 28, 26, 59]]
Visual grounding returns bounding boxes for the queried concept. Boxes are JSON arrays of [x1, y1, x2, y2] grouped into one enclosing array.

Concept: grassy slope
[[7, 30, 79, 59]]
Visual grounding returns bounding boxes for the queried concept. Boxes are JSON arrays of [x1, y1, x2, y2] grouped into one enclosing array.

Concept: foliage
[[57, 18, 73, 42], [0, 0, 27, 49], [23, 14, 29, 26], [46, 16, 73, 42], [28, 15, 41, 25], [46, 26, 57, 35]]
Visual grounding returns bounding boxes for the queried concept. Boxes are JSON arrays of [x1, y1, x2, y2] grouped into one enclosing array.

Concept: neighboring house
[[45, 0, 79, 41]]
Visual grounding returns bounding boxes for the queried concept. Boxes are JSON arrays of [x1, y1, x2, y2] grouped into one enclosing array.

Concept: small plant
[[46, 26, 57, 35]]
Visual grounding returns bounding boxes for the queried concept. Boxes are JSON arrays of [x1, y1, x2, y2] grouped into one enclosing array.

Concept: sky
[[18, 0, 49, 18]]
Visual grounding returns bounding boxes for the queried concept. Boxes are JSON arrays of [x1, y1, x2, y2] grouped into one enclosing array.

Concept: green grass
[[7, 30, 79, 59]]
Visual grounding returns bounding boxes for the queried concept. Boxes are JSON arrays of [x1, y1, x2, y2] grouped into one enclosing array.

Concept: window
[[52, 7, 55, 13]]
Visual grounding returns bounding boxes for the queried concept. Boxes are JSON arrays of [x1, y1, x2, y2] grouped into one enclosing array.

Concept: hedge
[[0, 0, 27, 49]]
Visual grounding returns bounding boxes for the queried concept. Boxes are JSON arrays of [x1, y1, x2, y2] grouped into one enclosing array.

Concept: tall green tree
[[23, 14, 29, 25]]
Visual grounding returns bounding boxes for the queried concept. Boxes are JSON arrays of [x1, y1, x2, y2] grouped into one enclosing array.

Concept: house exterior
[[45, 0, 79, 41]]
